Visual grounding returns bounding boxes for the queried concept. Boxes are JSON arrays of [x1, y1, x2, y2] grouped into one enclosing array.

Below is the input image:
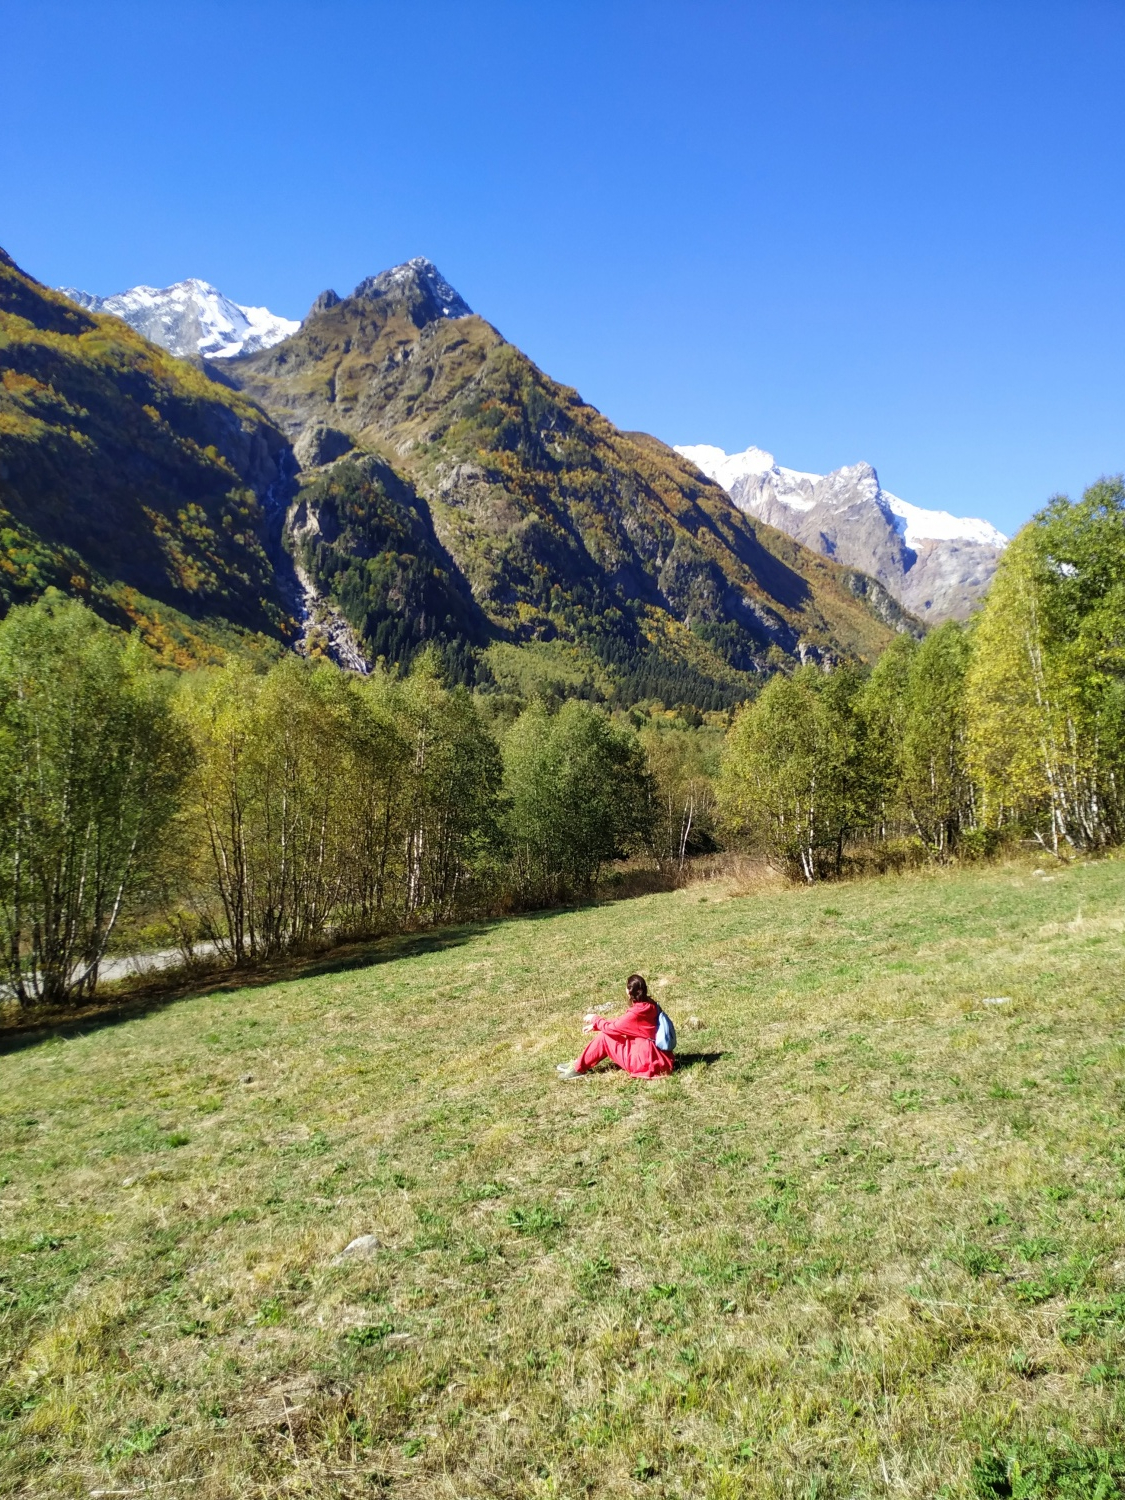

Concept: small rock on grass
[[333, 1234, 381, 1263], [239, 1073, 254, 1083], [981, 997, 1011, 1006]]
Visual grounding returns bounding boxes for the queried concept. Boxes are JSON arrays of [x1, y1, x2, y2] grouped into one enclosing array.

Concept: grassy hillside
[[234, 270, 916, 702], [0, 249, 292, 642], [3, 860, 1124, 1496]]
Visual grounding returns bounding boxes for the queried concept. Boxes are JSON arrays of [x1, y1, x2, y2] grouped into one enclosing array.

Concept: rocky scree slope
[[0, 248, 293, 658], [677, 443, 1006, 623], [228, 259, 917, 702]]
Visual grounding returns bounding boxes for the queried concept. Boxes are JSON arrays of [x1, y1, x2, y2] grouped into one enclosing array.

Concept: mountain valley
[[1, 248, 919, 701], [54, 267, 1005, 630], [227, 259, 919, 700]]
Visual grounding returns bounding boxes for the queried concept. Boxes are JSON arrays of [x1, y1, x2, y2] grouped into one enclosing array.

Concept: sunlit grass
[[2, 857, 1124, 1496]]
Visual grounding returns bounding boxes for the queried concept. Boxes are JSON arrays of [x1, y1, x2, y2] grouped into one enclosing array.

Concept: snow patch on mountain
[[881, 493, 1007, 549], [59, 278, 299, 359]]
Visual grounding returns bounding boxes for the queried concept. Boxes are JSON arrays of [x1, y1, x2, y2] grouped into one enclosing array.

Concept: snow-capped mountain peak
[[821, 461, 881, 510], [676, 441, 1007, 622], [677, 442, 775, 486], [677, 443, 822, 516], [58, 278, 299, 360]]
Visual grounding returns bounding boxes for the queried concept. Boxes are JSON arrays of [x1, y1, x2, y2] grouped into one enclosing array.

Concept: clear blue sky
[[4, 0, 1123, 536]]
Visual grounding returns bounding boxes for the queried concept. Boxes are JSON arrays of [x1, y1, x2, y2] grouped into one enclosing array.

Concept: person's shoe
[[556, 1061, 581, 1079]]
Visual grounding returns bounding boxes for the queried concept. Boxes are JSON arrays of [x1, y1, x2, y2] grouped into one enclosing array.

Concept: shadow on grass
[[0, 923, 492, 1056], [673, 1051, 725, 1070]]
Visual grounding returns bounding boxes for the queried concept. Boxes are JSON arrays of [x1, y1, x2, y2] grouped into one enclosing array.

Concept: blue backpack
[[655, 1007, 677, 1054]]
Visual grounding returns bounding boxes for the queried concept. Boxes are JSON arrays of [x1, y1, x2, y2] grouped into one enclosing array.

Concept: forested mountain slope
[[232, 260, 917, 703], [287, 452, 493, 683], [0, 248, 292, 660], [6, 245, 916, 700]]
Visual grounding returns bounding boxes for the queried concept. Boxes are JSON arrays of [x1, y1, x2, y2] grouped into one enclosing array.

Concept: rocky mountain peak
[[351, 258, 471, 325], [820, 462, 882, 512], [307, 288, 341, 317], [677, 442, 1007, 623]]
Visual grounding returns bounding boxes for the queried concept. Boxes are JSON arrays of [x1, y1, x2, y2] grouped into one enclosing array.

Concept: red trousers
[[576, 1028, 673, 1079]]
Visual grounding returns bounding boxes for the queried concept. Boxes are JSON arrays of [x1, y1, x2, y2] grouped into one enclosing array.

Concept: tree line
[[720, 479, 1125, 877], [0, 602, 661, 1007], [0, 479, 1121, 1007]]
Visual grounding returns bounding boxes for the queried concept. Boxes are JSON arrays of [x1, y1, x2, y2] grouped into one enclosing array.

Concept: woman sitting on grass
[[557, 973, 673, 1080]]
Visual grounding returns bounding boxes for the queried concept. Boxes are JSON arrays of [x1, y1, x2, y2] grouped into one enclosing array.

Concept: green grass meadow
[[3, 859, 1125, 1497]]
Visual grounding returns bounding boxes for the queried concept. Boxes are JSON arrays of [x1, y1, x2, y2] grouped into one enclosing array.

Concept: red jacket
[[588, 999, 673, 1078]]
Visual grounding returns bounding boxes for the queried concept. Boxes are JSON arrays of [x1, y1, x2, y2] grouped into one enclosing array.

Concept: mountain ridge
[[0, 249, 294, 660], [57, 278, 299, 359], [55, 268, 1001, 627], [6, 248, 918, 701], [225, 259, 917, 698], [676, 443, 1006, 622]]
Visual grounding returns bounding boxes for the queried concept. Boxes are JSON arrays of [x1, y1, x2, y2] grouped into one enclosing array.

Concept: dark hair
[[626, 973, 648, 1002]]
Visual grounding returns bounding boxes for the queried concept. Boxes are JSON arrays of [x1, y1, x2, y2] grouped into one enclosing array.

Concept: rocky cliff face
[[676, 444, 1006, 623]]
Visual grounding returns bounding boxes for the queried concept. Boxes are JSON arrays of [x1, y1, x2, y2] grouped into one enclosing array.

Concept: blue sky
[[3, 0, 1123, 536]]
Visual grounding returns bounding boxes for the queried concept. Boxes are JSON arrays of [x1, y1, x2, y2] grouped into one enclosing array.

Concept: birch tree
[[0, 594, 187, 1006], [718, 666, 866, 881], [967, 479, 1125, 852], [900, 623, 974, 855], [861, 625, 974, 856], [333, 675, 411, 936], [179, 657, 358, 960], [368, 652, 504, 923], [640, 724, 720, 873], [858, 633, 916, 841], [504, 699, 653, 903]]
